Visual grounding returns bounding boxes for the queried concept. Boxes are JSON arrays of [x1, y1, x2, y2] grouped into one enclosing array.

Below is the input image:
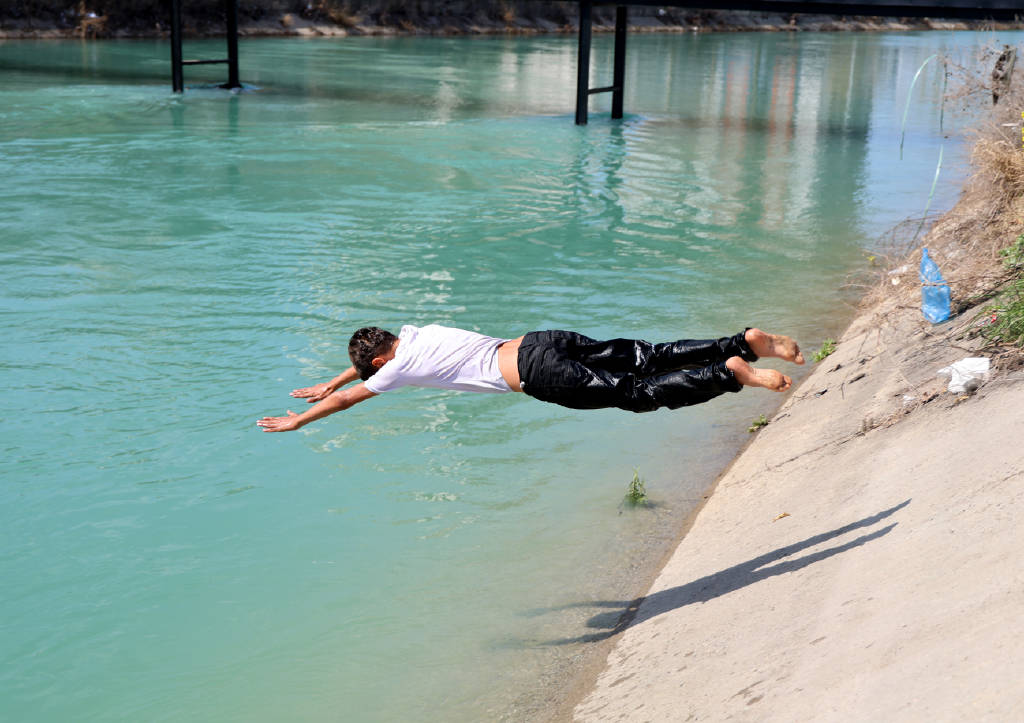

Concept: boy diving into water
[[257, 325, 804, 432]]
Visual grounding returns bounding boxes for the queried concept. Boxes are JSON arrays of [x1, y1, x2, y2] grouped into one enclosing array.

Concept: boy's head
[[349, 327, 399, 380]]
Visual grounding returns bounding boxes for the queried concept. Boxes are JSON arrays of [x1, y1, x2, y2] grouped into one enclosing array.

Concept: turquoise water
[[0, 30, 1008, 721]]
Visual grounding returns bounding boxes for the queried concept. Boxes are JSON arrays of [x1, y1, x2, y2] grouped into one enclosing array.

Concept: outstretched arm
[[290, 366, 361, 403], [258, 382, 377, 432]]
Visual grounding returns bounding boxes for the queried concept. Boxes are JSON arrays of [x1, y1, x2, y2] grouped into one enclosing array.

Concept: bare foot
[[726, 356, 792, 392], [745, 328, 805, 365]]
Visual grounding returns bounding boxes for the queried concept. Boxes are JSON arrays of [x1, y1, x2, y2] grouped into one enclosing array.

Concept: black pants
[[516, 330, 757, 413]]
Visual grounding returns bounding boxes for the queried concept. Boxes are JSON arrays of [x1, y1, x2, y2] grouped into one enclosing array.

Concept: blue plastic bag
[[919, 247, 950, 324]]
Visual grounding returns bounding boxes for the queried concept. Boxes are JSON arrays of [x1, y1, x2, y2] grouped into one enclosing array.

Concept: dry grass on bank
[[863, 47, 1024, 357]]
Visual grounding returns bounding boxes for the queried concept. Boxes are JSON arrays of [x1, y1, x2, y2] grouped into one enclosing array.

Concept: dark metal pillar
[[575, 0, 593, 125], [170, 0, 183, 93], [169, 0, 240, 92], [224, 0, 241, 89], [611, 6, 627, 119]]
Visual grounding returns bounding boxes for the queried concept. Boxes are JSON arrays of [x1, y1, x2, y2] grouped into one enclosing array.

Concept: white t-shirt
[[363, 324, 513, 394]]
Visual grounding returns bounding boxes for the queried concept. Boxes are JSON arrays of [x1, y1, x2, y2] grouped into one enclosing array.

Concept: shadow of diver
[[542, 499, 911, 645]]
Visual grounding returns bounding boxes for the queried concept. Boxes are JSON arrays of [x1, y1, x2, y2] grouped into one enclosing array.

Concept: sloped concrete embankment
[[573, 240, 1024, 719]]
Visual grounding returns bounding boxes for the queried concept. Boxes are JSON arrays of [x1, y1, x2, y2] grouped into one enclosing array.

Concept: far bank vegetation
[[7, 1, 1017, 38], [8, 1, 647, 36]]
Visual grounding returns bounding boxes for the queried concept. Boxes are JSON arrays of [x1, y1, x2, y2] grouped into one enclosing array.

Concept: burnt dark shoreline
[[4, 1, 1021, 40]]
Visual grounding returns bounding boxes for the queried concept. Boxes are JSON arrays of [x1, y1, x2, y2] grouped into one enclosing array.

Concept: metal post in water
[[611, 6, 627, 119], [575, 0, 593, 125], [170, 0, 183, 92], [224, 0, 241, 89]]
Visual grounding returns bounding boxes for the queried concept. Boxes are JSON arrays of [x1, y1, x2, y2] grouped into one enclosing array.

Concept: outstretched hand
[[290, 382, 333, 403], [257, 410, 301, 433]]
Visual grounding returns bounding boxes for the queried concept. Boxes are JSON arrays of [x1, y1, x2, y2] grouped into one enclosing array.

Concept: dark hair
[[349, 327, 399, 380]]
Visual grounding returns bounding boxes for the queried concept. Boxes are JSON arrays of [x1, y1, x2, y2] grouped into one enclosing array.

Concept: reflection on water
[[0, 30, 1007, 722]]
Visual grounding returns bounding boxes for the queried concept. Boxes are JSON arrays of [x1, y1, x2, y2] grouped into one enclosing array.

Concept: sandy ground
[[571, 260, 1024, 719]]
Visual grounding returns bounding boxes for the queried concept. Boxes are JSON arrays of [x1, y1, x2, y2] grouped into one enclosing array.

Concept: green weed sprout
[[981, 237, 1024, 347], [812, 338, 837, 363], [999, 234, 1024, 270], [625, 469, 647, 506], [983, 280, 1024, 347], [748, 414, 769, 433]]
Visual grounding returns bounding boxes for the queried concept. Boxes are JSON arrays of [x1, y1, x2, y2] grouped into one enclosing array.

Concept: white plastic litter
[[937, 357, 990, 393]]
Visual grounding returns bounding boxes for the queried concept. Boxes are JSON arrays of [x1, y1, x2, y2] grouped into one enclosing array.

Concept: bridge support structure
[[574, 0, 1024, 124], [170, 0, 241, 92], [576, 2, 628, 125]]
